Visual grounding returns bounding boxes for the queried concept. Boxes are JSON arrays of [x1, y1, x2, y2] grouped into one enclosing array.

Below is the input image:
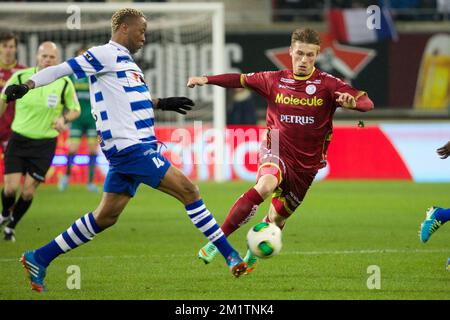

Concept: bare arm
[[187, 76, 208, 88], [187, 74, 243, 88], [152, 98, 160, 109], [64, 109, 81, 122], [335, 91, 374, 112], [53, 109, 81, 133]]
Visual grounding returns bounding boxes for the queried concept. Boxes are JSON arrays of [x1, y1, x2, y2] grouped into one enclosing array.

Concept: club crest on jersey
[[306, 84, 316, 95], [47, 94, 58, 108]]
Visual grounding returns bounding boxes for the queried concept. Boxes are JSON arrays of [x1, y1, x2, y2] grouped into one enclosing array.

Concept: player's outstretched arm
[[4, 62, 73, 102], [187, 76, 208, 88], [335, 91, 374, 112], [187, 73, 243, 89]]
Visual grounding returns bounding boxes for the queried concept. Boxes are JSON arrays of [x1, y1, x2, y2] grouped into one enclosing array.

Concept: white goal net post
[[0, 2, 227, 181]]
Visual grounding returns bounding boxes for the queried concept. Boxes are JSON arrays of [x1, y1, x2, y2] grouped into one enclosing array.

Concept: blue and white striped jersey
[[65, 40, 155, 158]]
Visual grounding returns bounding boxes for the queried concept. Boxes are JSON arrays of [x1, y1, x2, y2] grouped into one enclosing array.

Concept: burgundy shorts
[[257, 146, 317, 217]]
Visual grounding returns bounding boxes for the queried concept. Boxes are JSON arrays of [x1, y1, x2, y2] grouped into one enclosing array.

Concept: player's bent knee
[[93, 210, 121, 229], [20, 192, 34, 201], [21, 185, 39, 200], [3, 186, 18, 197], [255, 175, 278, 199], [182, 183, 200, 205], [3, 180, 20, 196]]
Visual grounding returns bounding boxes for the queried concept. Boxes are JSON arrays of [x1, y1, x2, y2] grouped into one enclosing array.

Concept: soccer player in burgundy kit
[[188, 28, 374, 273], [0, 32, 26, 153]]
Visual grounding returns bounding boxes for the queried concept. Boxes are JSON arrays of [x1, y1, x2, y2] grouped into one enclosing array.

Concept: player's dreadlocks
[[291, 28, 321, 46], [111, 8, 146, 33]]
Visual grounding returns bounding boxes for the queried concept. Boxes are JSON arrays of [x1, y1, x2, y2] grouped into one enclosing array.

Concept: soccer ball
[[246, 222, 282, 259]]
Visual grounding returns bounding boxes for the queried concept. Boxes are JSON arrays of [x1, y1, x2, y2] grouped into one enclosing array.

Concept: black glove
[[5, 84, 29, 102], [157, 97, 194, 115]]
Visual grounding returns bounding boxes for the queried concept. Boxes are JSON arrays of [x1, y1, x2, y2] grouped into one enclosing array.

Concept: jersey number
[[152, 157, 165, 168]]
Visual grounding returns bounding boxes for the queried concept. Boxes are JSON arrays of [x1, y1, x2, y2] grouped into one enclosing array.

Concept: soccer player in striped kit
[[5, 8, 247, 292], [188, 28, 374, 273]]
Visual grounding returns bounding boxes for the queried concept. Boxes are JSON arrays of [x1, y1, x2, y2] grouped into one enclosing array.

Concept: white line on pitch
[[1, 248, 449, 263]]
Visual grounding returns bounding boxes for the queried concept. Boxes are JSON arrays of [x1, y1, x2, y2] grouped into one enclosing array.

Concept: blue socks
[[435, 207, 450, 224], [186, 199, 234, 259], [33, 201, 235, 268], [34, 212, 102, 267]]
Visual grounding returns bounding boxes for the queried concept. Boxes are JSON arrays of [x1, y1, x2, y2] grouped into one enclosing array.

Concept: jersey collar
[[0, 60, 17, 70], [109, 40, 130, 54], [293, 67, 315, 81]]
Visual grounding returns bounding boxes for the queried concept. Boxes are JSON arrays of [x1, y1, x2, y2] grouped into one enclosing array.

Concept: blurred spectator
[[379, 0, 420, 9], [227, 88, 257, 125], [331, 0, 373, 8], [272, 0, 323, 22], [437, 0, 450, 19], [379, 0, 440, 21]]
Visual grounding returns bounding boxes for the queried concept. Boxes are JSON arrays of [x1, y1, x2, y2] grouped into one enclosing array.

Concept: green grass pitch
[[1, 181, 450, 300]]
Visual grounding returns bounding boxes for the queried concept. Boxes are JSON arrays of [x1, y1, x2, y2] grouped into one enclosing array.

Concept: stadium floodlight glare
[[0, 1, 226, 181]]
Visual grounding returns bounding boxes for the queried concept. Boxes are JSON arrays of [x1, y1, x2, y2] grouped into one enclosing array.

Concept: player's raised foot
[[58, 175, 68, 192], [226, 251, 247, 278], [420, 207, 443, 243], [3, 227, 16, 242], [20, 251, 46, 293], [198, 241, 218, 264], [243, 249, 258, 275], [86, 183, 99, 193]]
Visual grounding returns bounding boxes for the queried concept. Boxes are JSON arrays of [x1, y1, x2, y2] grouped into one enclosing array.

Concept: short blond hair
[[291, 28, 321, 46], [111, 8, 146, 33]]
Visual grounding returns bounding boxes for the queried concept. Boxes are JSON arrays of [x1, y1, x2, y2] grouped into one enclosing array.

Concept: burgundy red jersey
[[241, 67, 365, 172], [0, 62, 26, 142]]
